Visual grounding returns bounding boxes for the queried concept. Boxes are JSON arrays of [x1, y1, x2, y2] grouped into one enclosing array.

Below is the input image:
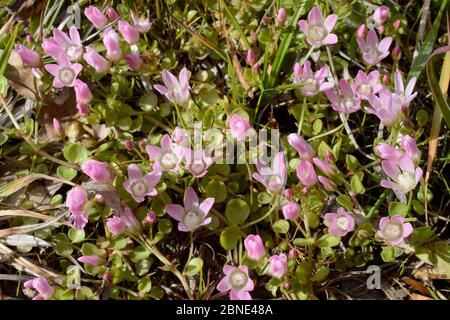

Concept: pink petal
[[308, 7, 323, 25], [199, 198, 215, 216], [216, 277, 231, 292], [380, 179, 397, 190], [366, 29, 378, 48], [144, 172, 162, 189], [405, 77, 417, 98], [381, 160, 400, 179], [146, 145, 161, 161], [394, 72, 404, 94], [378, 37, 393, 54], [379, 216, 390, 231], [69, 26, 81, 44], [184, 186, 199, 211], [298, 20, 308, 34], [162, 69, 179, 90], [323, 14, 338, 32], [160, 134, 172, 151], [242, 278, 254, 292], [127, 164, 143, 180], [390, 215, 405, 225], [230, 290, 252, 300], [153, 84, 169, 95], [44, 64, 59, 77], [415, 167, 423, 184], [323, 34, 338, 45], [199, 217, 212, 227], [223, 265, 234, 275], [402, 223, 413, 238], [165, 204, 184, 221], [72, 63, 83, 76]]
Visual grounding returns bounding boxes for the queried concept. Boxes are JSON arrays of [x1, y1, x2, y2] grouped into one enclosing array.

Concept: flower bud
[[143, 211, 157, 225], [277, 8, 287, 25], [393, 20, 402, 30], [14, 45, 41, 67], [66, 187, 88, 213], [282, 201, 300, 220], [244, 234, 266, 261], [118, 20, 140, 45], [81, 159, 115, 183], [283, 188, 293, 200], [83, 47, 110, 73], [392, 45, 401, 60], [107, 7, 119, 21], [103, 28, 122, 62], [357, 24, 366, 39], [124, 140, 134, 150], [84, 6, 108, 29], [246, 49, 256, 66], [125, 53, 143, 70], [289, 249, 297, 259]]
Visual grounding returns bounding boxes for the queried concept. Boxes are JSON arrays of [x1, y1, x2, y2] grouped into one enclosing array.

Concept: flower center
[[229, 269, 248, 290], [336, 216, 349, 230], [308, 24, 326, 41], [397, 171, 416, 193], [58, 67, 75, 85], [160, 152, 178, 170], [364, 47, 380, 63], [182, 210, 203, 229], [189, 162, 206, 175], [130, 180, 148, 197], [301, 78, 318, 94], [383, 222, 403, 241], [358, 84, 372, 96], [66, 45, 80, 60]]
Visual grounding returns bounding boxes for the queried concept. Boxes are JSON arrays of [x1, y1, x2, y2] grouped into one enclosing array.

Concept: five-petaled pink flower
[[154, 68, 190, 106], [146, 134, 185, 172], [293, 61, 333, 96], [66, 187, 89, 229], [253, 151, 287, 193], [217, 265, 254, 300], [394, 71, 417, 109], [325, 79, 361, 114], [165, 186, 214, 232], [44, 54, 82, 88], [324, 208, 355, 237], [296, 160, 318, 186], [131, 11, 152, 33], [244, 234, 266, 261], [298, 7, 338, 47], [377, 214, 413, 246], [24, 278, 54, 300], [353, 70, 382, 100], [229, 114, 251, 140], [123, 164, 162, 202], [184, 149, 213, 178], [380, 154, 422, 194], [367, 87, 402, 127], [269, 253, 288, 279], [357, 29, 392, 66]]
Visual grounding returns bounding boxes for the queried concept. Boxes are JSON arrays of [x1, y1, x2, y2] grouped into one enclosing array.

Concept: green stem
[[366, 189, 391, 219], [241, 194, 279, 229]]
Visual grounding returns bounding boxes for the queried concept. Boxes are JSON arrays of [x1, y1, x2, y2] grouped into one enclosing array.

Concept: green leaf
[[350, 174, 365, 194], [316, 234, 340, 248], [293, 238, 315, 246], [336, 195, 353, 211], [410, 227, 434, 247], [139, 91, 158, 112], [273, 219, 290, 234], [68, 229, 85, 243], [55, 241, 73, 256], [186, 257, 203, 276], [220, 0, 251, 49], [380, 246, 396, 262], [220, 225, 241, 250], [138, 276, 152, 293], [129, 246, 151, 263], [75, 286, 95, 300], [63, 143, 89, 164], [157, 218, 172, 234], [57, 166, 78, 181], [312, 266, 330, 282], [345, 155, 360, 172], [318, 141, 333, 160], [205, 178, 227, 203], [225, 199, 250, 225], [81, 243, 105, 256], [0, 26, 18, 77], [0, 132, 8, 146], [388, 202, 409, 217]]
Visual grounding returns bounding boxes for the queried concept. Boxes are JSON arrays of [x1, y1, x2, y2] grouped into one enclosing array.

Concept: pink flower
[[118, 20, 140, 45], [184, 149, 213, 178], [269, 253, 288, 279], [282, 201, 300, 220], [107, 7, 119, 21], [357, 29, 392, 66], [246, 49, 256, 66], [119, 206, 142, 235], [154, 68, 190, 105], [283, 188, 293, 200], [146, 134, 185, 172], [172, 126, 189, 146], [217, 265, 254, 300], [296, 160, 318, 186], [357, 24, 366, 39], [288, 133, 314, 160], [123, 164, 161, 202], [244, 234, 266, 261], [372, 5, 390, 27], [400, 135, 421, 164], [66, 187, 88, 213], [44, 54, 82, 88], [374, 142, 403, 161], [277, 8, 287, 25], [103, 28, 122, 62], [325, 79, 361, 113], [298, 7, 338, 46], [24, 278, 54, 300], [367, 87, 402, 126], [318, 175, 337, 191], [394, 71, 417, 109], [143, 211, 157, 225], [14, 44, 41, 67], [84, 6, 108, 29], [81, 159, 115, 183], [377, 214, 413, 246], [313, 157, 337, 176], [124, 53, 143, 70], [106, 216, 126, 236], [73, 79, 92, 106], [293, 61, 333, 96], [83, 47, 110, 73], [51, 26, 83, 61], [380, 155, 422, 194], [131, 11, 152, 33], [165, 187, 214, 232], [229, 114, 251, 140], [353, 70, 382, 100], [78, 255, 105, 266], [253, 151, 287, 192], [42, 38, 61, 59], [324, 208, 355, 237]]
